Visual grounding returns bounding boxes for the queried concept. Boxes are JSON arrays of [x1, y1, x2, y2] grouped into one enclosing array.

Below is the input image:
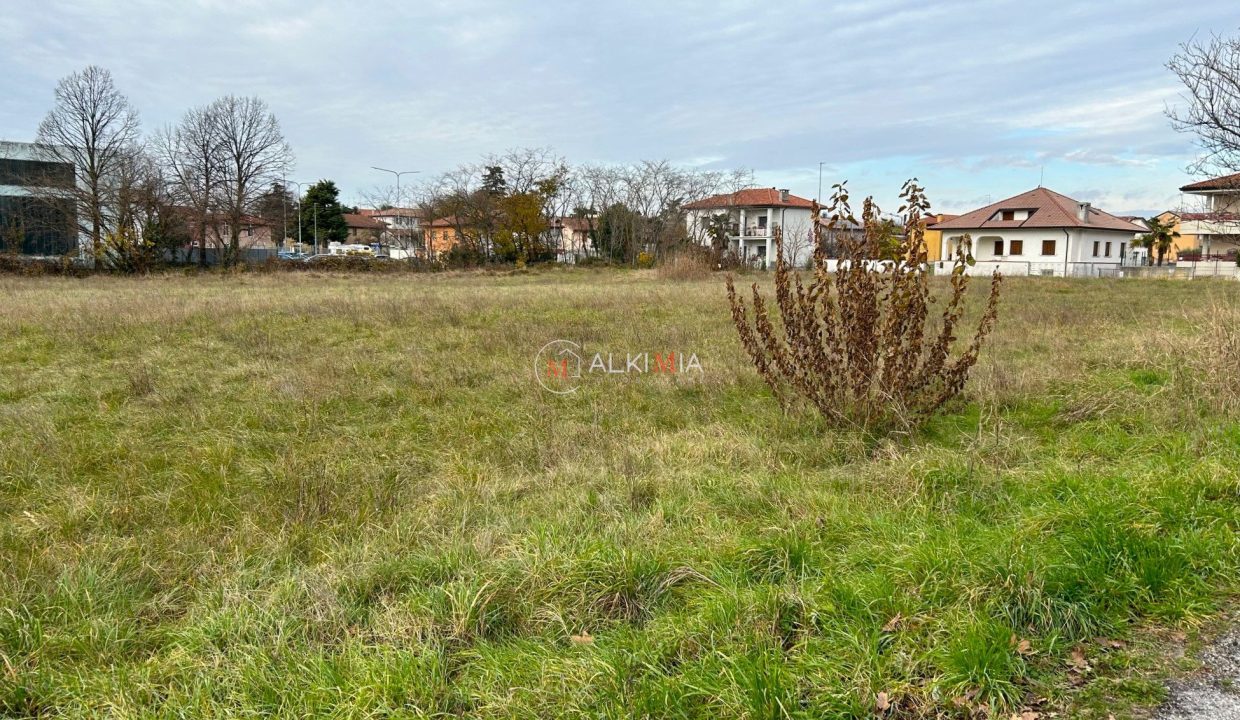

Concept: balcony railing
[[724, 224, 782, 238]]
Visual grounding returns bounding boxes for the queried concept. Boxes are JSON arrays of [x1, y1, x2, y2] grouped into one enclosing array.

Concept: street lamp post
[[371, 166, 419, 257], [817, 161, 826, 206], [286, 180, 309, 255]]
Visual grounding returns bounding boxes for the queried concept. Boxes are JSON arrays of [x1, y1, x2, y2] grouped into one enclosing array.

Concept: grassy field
[[1, 269, 1238, 718]]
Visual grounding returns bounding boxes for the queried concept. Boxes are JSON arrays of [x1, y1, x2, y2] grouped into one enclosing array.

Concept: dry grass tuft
[[657, 249, 713, 281]]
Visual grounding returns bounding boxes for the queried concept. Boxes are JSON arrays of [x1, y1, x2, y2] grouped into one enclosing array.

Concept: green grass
[[0, 269, 1238, 718]]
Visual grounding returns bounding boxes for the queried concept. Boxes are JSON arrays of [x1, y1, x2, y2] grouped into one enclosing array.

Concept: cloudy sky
[[1, 1, 1235, 215]]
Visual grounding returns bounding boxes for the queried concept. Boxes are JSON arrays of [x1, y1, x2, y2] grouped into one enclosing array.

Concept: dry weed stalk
[[726, 180, 1002, 430]]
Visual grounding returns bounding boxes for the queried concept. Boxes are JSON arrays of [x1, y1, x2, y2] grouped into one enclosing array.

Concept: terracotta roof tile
[[343, 213, 387, 230], [1180, 173, 1240, 192], [684, 188, 815, 210], [930, 187, 1142, 232]]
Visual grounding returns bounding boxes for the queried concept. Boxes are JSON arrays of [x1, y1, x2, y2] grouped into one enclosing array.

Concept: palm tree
[[1137, 216, 1181, 266]]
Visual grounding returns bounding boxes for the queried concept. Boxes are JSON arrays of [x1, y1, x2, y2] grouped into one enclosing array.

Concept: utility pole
[[371, 166, 419, 257]]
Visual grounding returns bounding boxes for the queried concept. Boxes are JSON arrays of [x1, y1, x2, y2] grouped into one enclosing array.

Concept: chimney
[[1078, 202, 1091, 223], [779, 188, 790, 203]]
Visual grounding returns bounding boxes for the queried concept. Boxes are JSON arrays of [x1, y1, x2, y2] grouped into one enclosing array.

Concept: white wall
[[937, 227, 1136, 276], [686, 206, 814, 267]]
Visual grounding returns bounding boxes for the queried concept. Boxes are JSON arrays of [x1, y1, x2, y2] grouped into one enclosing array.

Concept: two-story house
[[359, 207, 424, 258], [929, 188, 1144, 276], [1176, 173, 1240, 259], [342, 213, 387, 246], [684, 188, 816, 267]]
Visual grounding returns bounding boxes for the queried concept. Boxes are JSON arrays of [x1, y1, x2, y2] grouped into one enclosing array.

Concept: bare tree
[[106, 148, 188, 272], [418, 150, 753, 265], [35, 65, 141, 262], [1169, 32, 1240, 180], [154, 105, 223, 266], [211, 96, 293, 266], [489, 147, 566, 195]]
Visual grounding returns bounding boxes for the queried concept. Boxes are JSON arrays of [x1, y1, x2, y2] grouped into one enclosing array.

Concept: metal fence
[[1170, 259, 1240, 279], [933, 260, 1129, 278]]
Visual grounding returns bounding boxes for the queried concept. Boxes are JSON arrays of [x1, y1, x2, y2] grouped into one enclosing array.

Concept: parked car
[[278, 251, 309, 261]]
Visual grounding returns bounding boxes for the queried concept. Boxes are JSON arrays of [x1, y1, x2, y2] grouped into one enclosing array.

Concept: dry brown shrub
[[725, 180, 1002, 431]]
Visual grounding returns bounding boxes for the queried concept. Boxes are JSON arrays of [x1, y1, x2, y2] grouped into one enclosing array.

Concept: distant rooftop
[[684, 188, 815, 210]]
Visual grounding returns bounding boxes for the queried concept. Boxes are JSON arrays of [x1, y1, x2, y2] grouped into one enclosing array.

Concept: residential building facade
[[1176, 173, 1240, 259], [424, 217, 463, 259], [929, 188, 1144, 277], [547, 216, 594, 263], [360, 207, 424, 258], [920, 213, 957, 263], [684, 188, 816, 267], [343, 213, 386, 245]]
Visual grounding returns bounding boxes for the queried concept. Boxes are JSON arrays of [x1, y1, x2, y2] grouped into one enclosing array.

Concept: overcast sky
[[1, 1, 1235, 215]]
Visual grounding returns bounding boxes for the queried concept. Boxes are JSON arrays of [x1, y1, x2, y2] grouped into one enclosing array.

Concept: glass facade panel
[[0, 158, 75, 189], [0, 195, 78, 255]]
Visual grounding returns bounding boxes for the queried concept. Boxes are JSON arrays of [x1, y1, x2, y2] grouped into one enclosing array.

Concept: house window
[[1104, 241, 1112, 258], [1092, 241, 1100, 257], [1010, 240, 1023, 255], [1041, 240, 1056, 256], [1120, 242, 1126, 260], [993, 239, 1004, 255], [1001, 210, 1015, 221]]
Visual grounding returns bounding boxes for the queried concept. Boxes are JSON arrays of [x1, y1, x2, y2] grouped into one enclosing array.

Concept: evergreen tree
[[481, 166, 507, 197], [298, 180, 348, 249], [255, 183, 295, 246]]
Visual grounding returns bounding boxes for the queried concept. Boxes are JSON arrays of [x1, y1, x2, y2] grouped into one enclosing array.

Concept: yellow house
[[1153, 211, 1190, 263], [921, 213, 957, 262]]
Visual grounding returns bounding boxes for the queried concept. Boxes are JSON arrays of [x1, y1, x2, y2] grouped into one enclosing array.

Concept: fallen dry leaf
[[882, 613, 904, 633], [1067, 648, 1091, 673], [1016, 639, 1034, 655], [876, 691, 890, 711], [570, 631, 594, 645]]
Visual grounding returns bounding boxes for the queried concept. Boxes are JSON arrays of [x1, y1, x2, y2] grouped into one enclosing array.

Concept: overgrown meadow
[[1, 270, 1238, 718]]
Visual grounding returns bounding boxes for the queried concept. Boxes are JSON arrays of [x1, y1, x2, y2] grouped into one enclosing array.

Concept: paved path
[[1154, 625, 1240, 719]]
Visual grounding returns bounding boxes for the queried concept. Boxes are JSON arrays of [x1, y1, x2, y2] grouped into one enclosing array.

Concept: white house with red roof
[[684, 188, 816, 267], [929, 188, 1145, 277], [1176, 173, 1240, 259]]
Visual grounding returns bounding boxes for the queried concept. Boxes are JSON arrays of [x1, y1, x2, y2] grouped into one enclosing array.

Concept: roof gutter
[[1062, 228, 1070, 277]]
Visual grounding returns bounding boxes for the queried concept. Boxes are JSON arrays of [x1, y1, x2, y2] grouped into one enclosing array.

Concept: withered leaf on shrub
[[726, 179, 1001, 432]]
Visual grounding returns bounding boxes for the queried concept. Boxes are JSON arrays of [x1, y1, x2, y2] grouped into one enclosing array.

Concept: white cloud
[[1, 0, 1235, 212]]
